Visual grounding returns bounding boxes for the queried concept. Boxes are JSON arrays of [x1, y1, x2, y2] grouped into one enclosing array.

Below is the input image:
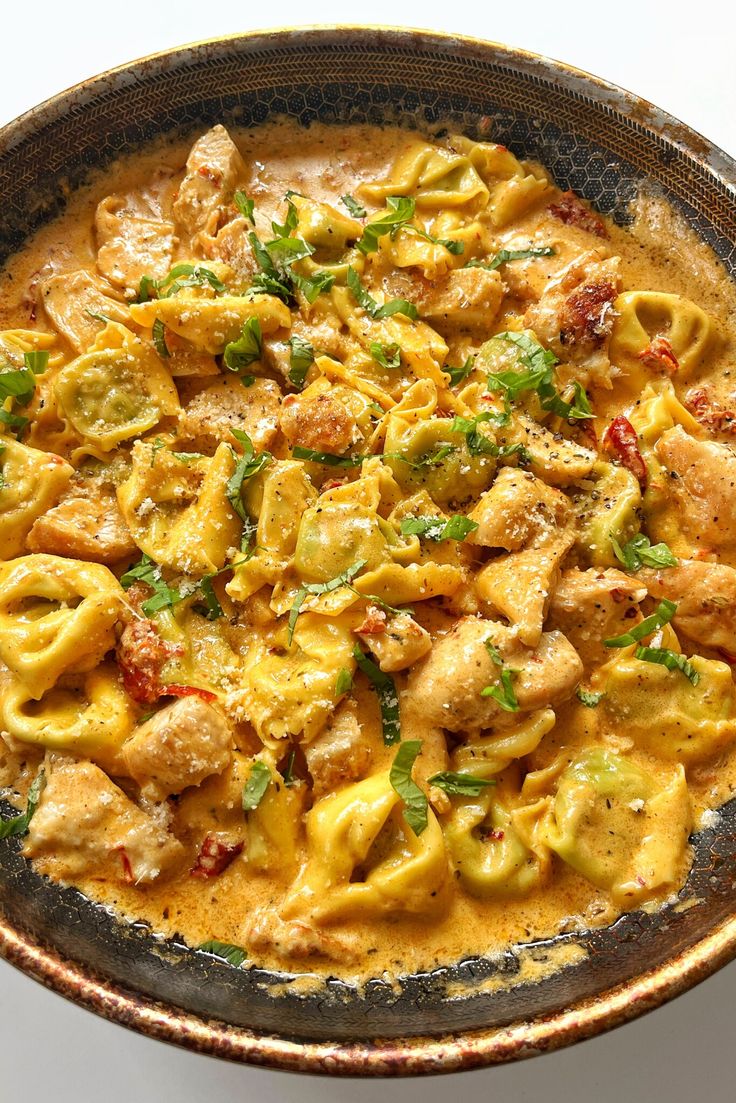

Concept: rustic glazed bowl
[[1, 26, 736, 1077]]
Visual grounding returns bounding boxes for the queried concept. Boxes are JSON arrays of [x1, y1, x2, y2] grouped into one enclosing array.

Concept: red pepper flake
[[322, 477, 348, 491], [197, 165, 222, 186], [686, 388, 736, 434], [161, 684, 218, 703], [638, 335, 679, 375], [548, 190, 607, 238], [601, 415, 648, 488], [190, 836, 243, 879], [114, 846, 134, 884], [116, 618, 183, 705]]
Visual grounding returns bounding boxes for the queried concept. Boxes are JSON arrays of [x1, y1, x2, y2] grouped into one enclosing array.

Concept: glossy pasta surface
[[1, 120, 736, 979]]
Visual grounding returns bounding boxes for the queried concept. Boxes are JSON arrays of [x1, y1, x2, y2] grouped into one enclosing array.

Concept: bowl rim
[[1, 23, 736, 1076]]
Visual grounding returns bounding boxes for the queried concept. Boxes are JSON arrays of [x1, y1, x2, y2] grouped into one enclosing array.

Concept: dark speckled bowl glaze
[[2, 26, 736, 1076]]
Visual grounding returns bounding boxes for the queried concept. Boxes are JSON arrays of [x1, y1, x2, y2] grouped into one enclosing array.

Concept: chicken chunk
[[357, 611, 432, 672], [121, 697, 233, 799], [24, 758, 183, 883], [654, 426, 736, 556], [41, 270, 131, 354], [95, 195, 175, 294], [172, 125, 246, 243], [27, 479, 136, 564], [468, 467, 571, 550], [208, 216, 258, 284], [304, 698, 375, 799], [417, 266, 504, 335], [476, 532, 574, 646], [177, 376, 281, 453], [546, 568, 646, 666], [408, 616, 582, 733], [638, 560, 736, 655], [279, 389, 359, 454]]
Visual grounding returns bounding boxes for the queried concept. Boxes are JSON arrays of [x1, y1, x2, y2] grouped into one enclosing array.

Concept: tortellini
[[117, 440, 241, 574], [573, 461, 641, 567], [280, 771, 450, 923], [129, 289, 290, 355], [610, 291, 714, 384], [0, 554, 123, 699], [54, 322, 180, 450], [0, 439, 73, 558], [537, 749, 691, 905], [243, 759, 308, 877]]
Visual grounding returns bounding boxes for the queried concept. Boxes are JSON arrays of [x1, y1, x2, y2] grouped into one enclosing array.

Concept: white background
[[2, 2, 736, 1099]]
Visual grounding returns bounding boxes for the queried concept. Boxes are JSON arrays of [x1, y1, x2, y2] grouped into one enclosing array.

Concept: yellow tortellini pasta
[[359, 140, 490, 211], [129, 289, 290, 355], [0, 439, 73, 557], [0, 554, 123, 699], [117, 440, 241, 574], [243, 759, 308, 877], [573, 461, 641, 567], [281, 771, 450, 923], [610, 291, 715, 384], [0, 663, 135, 771], [537, 748, 691, 905]]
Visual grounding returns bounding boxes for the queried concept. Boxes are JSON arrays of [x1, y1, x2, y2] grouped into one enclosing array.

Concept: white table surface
[[2, 2, 735, 1099]]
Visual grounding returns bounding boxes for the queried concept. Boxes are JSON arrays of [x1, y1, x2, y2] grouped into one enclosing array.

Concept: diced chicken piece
[[357, 612, 432, 672], [408, 617, 582, 733], [279, 389, 359, 454], [476, 532, 574, 646], [304, 699, 374, 799], [172, 125, 246, 243], [637, 560, 736, 655], [27, 479, 136, 563], [546, 568, 646, 666], [468, 467, 571, 550], [500, 414, 597, 487], [121, 697, 233, 799], [177, 376, 281, 453], [24, 758, 184, 883], [654, 426, 736, 556], [263, 317, 345, 381], [417, 266, 504, 335], [41, 270, 131, 354], [208, 216, 258, 284], [95, 195, 175, 294], [497, 232, 609, 304], [247, 907, 356, 962]]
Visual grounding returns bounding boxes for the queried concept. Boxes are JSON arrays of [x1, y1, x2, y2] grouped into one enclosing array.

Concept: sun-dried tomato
[[638, 335, 679, 375], [161, 684, 218, 703], [357, 605, 387, 635], [549, 190, 607, 238], [190, 836, 243, 879], [601, 415, 648, 488]]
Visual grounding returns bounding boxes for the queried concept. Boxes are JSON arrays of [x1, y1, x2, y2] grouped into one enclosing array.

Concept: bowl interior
[[2, 27, 736, 1070]]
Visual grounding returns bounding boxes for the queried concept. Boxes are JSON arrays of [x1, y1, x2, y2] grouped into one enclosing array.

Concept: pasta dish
[[1, 120, 735, 978]]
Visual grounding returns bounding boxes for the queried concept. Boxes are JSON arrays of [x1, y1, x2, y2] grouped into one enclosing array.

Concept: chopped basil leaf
[[346, 266, 417, 321], [149, 437, 166, 467], [427, 771, 496, 796], [234, 190, 255, 223], [152, 318, 170, 358], [341, 194, 367, 218], [484, 639, 504, 667], [159, 263, 227, 297], [226, 430, 272, 527], [576, 687, 603, 708], [292, 445, 364, 467], [481, 666, 520, 712], [466, 246, 555, 271], [490, 332, 595, 421], [223, 317, 262, 372], [198, 940, 248, 967], [450, 412, 528, 461], [634, 646, 700, 685], [242, 761, 272, 811], [353, 643, 400, 745], [282, 748, 297, 786], [0, 441, 5, 490], [120, 553, 183, 617], [86, 309, 115, 324], [611, 533, 679, 571], [287, 335, 314, 389], [409, 225, 464, 254], [389, 740, 428, 835], [400, 514, 478, 542], [288, 561, 367, 645], [384, 444, 457, 470], [446, 357, 475, 387], [0, 368, 35, 405], [0, 768, 46, 840], [369, 341, 401, 369], [135, 275, 158, 303], [291, 269, 336, 303], [172, 451, 204, 463], [0, 408, 29, 437], [357, 195, 416, 255], [271, 196, 299, 240], [23, 350, 49, 375], [335, 667, 354, 696], [604, 598, 677, 648], [197, 574, 223, 621]]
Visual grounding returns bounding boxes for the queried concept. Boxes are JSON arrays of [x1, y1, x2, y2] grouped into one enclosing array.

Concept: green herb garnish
[[292, 445, 364, 467], [369, 341, 401, 369], [226, 429, 272, 537], [120, 553, 183, 616], [611, 533, 678, 571], [242, 761, 272, 811], [0, 769, 46, 840], [446, 357, 475, 387], [341, 194, 367, 218], [353, 643, 400, 745], [466, 246, 555, 271], [234, 191, 255, 223], [489, 332, 594, 421], [346, 266, 417, 321], [604, 598, 677, 648], [159, 263, 227, 297], [335, 667, 354, 696], [287, 335, 314, 389], [427, 771, 497, 796], [223, 317, 262, 372], [634, 646, 700, 685], [389, 740, 427, 835], [400, 514, 478, 542], [198, 940, 248, 967], [152, 318, 170, 359], [289, 561, 367, 645], [576, 687, 604, 708]]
